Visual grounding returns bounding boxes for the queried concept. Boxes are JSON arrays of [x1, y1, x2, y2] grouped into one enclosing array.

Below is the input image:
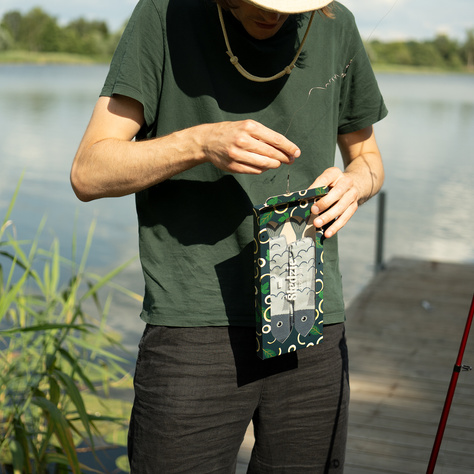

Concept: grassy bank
[[373, 62, 474, 75], [0, 50, 111, 65]]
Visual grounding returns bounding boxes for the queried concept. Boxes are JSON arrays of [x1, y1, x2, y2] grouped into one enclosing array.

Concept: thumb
[[308, 167, 342, 190]]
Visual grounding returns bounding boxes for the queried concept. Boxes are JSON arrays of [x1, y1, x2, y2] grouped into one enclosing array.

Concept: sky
[[0, 0, 473, 42]]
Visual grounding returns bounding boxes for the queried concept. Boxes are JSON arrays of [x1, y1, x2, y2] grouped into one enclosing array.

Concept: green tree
[[65, 19, 111, 55], [369, 40, 413, 65], [60, 17, 116, 56], [67, 18, 109, 38], [0, 26, 14, 51], [59, 28, 83, 54], [431, 33, 463, 68], [462, 28, 474, 69], [16, 7, 62, 52], [406, 40, 444, 68], [1, 10, 22, 45], [1, 7, 122, 58]]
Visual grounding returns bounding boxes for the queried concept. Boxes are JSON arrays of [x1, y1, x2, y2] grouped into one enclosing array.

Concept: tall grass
[[0, 177, 140, 473]]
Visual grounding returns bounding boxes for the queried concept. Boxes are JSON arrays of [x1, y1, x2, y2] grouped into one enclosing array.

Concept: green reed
[[0, 176, 140, 473]]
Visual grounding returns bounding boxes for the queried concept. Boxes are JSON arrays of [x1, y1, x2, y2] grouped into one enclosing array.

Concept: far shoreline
[[1, 50, 473, 75], [0, 50, 110, 66]]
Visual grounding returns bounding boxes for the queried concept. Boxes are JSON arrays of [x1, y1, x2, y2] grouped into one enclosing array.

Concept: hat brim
[[244, 0, 333, 13]]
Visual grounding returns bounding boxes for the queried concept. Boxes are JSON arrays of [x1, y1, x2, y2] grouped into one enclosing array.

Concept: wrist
[[172, 125, 210, 166], [185, 123, 213, 165]]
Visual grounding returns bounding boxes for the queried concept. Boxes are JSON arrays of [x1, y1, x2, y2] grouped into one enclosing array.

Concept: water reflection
[[378, 73, 474, 105]]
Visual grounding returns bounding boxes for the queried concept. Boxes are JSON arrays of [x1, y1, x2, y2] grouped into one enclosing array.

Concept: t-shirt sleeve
[[337, 17, 388, 135], [100, 0, 164, 129]]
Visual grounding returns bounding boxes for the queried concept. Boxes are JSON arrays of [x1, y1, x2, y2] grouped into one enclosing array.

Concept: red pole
[[426, 294, 474, 474]]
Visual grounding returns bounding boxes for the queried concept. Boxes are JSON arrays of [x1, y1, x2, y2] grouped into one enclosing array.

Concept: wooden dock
[[237, 258, 474, 473]]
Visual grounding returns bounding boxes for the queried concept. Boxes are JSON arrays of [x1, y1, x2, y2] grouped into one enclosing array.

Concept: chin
[[248, 28, 277, 40]]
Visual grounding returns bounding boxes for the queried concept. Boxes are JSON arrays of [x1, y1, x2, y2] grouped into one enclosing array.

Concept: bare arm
[[71, 95, 301, 202], [309, 125, 385, 238]]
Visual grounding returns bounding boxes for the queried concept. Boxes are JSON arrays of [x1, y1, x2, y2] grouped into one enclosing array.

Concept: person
[[71, 0, 387, 471]]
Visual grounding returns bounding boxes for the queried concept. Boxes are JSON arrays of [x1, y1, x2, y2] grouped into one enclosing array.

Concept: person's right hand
[[197, 120, 301, 174]]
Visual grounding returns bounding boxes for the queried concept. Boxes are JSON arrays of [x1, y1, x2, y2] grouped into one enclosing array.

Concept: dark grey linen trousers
[[128, 323, 349, 473]]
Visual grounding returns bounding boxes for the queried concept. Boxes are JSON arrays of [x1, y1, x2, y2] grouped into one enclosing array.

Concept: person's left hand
[[309, 167, 360, 238], [308, 126, 385, 238]]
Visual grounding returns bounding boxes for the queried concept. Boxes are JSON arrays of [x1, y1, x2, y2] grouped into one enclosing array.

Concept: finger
[[311, 174, 355, 214], [313, 190, 358, 228], [245, 121, 301, 161], [242, 138, 297, 166], [225, 158, 276, 175], [228, 141, 297, 172], [225, 147, 286, 172], [321, 202, 358, 238], [242, 141, 292, 163]]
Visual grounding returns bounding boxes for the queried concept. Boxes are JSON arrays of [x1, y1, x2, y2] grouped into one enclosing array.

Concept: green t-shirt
[[101, 0, 387, 327]]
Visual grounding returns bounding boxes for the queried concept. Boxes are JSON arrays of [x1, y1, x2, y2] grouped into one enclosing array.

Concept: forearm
[[337, 124, 384, 207], [71, 127, 205, 202]]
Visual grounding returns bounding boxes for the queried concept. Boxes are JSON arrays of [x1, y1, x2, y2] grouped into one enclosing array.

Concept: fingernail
[[315, 218, 323, 227], [293, 149, 301, 158], [312, 206, 319, 214]]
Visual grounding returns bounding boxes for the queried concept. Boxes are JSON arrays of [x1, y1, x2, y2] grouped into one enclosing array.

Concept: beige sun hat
[[244, 0, 333, 13]]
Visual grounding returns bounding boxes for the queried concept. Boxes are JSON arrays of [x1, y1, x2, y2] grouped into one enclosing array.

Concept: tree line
[[1, 7, 473, 70], [0, 7, 122, 58], [367, 31, 474, 71]]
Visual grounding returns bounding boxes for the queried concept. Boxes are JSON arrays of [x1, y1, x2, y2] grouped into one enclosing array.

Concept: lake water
[[1, 64, 474, 352]]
